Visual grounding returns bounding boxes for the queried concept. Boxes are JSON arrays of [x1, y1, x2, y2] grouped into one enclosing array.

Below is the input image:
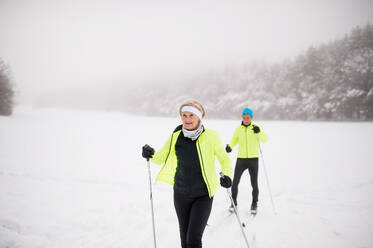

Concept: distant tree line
[[0, 58, 14, 116], [120, 24, 373, 120], [36, 25, 373, 121]]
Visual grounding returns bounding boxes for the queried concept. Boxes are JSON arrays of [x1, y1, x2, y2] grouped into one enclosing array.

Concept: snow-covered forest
[[35, 25, 373, 121], [121, 25, 373, 120]]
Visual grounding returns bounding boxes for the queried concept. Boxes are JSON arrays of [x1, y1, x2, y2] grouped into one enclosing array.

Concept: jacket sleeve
[[228, 127, 239, 149], [150, 133, 173, 165], [214, 132, 232, 178]]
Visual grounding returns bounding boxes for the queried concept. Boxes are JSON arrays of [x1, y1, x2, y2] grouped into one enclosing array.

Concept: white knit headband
[[181, 106, 203, 120]]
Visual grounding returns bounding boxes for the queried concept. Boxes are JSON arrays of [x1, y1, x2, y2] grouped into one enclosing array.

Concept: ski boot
[[250, 202, 257, 215], [229, 204, 236, 213]]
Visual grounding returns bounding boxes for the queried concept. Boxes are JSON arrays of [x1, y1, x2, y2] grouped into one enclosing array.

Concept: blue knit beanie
[[242, 108, 253, 118]]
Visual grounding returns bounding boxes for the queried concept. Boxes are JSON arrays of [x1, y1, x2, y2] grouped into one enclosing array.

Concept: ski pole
[[256, 136, 277, 215], [146, 158, 157, 248], [220, 172, 250, 248]]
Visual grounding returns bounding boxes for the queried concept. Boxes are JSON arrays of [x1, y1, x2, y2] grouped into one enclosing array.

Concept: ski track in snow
[[1, 107, 373, 248]]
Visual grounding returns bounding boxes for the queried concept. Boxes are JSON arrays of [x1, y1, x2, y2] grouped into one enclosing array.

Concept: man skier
[[225, 107, 268, 214]]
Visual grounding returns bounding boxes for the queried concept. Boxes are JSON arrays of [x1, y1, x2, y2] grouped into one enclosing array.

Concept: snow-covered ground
[[1, 106, 373, 248]]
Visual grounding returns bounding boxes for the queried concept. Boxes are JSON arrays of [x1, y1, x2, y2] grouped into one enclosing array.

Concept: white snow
[[1, 107, 373, 248]]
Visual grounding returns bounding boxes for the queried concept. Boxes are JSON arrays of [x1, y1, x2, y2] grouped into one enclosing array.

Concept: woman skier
[[142, 100, 232, 248]]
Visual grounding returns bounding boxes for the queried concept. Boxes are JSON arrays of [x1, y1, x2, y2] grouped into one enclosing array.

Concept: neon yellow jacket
[[150, 125, 232, 198], [229, 122, 268, 158]]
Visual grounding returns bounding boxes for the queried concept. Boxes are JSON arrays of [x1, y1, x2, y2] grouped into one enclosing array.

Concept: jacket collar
[[174, 124, 183, 132], [241, 121, 252, 127], [174, 124, 205, 135]]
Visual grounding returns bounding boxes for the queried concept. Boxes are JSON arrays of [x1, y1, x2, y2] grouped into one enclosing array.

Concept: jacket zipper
[[245, 126, 248, 158], [197, 139, 211, 196]]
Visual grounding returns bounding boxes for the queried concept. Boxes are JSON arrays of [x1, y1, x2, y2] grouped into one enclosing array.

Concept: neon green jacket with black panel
[[150, 125, 232, 198], [229, 122, 268, 158]]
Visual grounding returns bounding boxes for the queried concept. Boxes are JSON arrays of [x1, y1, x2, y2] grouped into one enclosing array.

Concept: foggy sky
[[0, 0, 372, 103]]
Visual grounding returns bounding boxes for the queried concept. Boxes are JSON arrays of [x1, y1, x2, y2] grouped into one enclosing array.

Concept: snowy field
[[1, 106, 373, 248]]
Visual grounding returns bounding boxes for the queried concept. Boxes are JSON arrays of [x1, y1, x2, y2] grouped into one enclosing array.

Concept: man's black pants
[[231, 158, 259, 206], [173, 191, 213, 248]]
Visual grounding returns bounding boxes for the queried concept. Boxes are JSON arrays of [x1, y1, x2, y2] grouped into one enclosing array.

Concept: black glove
[[252, 125, 260, 134], [225, 144, 232, 153], [142, 144, 155, 160], [220, 175, 232, 188]]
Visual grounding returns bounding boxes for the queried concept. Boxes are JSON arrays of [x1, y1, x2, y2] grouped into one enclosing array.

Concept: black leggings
[[231, 158, 259, 205], [173, 191, 213, 248]]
